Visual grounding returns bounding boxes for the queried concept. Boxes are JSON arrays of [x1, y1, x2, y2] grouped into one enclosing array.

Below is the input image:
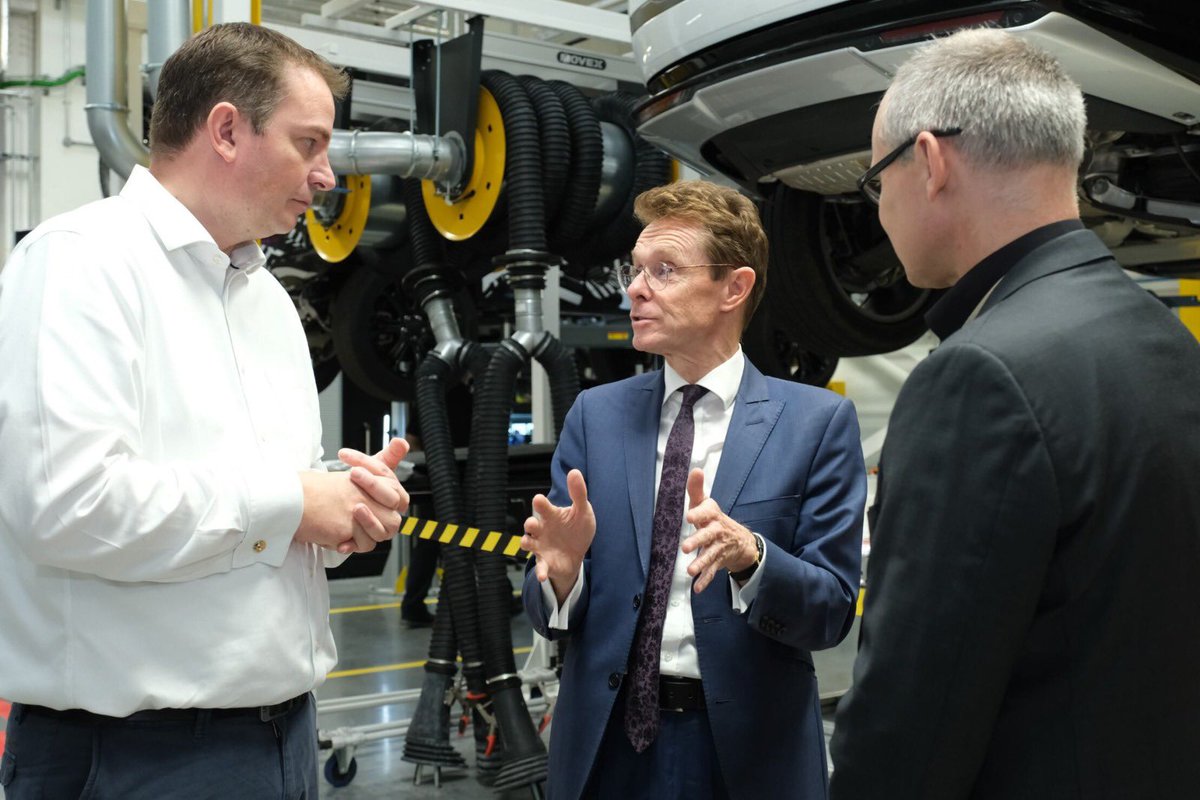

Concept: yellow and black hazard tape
[[398, 516, 530, 559]]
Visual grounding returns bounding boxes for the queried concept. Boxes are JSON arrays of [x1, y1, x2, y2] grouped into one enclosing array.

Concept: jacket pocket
[[731, 494, 801, 526]]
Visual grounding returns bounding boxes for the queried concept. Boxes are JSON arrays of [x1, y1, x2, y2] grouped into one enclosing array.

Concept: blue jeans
[[0, 695, 318, 799]]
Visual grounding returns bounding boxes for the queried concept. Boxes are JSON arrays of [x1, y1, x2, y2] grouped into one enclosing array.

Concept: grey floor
[[315, 572, 859, 799]]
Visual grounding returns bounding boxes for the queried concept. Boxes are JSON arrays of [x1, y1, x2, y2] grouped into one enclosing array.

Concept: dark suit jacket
[[830, 229, 1200, 799], [523, 357, 865, 799]]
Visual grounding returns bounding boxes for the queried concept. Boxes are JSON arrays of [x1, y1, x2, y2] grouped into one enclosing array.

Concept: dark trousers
[[401, 537, 439, 616], [584, 691, 730, 800], [0, 695, 318, 799]]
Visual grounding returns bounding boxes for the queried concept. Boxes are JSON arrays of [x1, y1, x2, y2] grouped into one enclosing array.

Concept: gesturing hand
[[521, 469, 596, 605], [682, 468, 759, 592]]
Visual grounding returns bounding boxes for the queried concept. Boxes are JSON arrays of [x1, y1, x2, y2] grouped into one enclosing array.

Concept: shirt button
[[664, 653, 673, 662], [670, 599, 680, 608], [632, 594, 641, 610], [253, 540, 267, 553], [608, 673, 621, 689]]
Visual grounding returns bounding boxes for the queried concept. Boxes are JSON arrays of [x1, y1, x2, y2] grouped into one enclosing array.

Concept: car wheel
[[743, 304, 839, 387], [330, 260, 477, 402], [762, 184, 935, 356]]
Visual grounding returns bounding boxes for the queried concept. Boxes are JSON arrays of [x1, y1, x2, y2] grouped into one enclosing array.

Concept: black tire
[[743, 304, 840, 387], [331, 261, 434, 402], [762, 184, 935, 356], [312, 355, 341, 393]]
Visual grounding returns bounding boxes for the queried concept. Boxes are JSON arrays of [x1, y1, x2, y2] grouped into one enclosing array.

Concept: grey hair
[[880, 27, 1086, 170]]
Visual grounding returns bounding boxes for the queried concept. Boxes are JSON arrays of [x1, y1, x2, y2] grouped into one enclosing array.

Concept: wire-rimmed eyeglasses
[[857, 127, 963, 205], [616, 262, 738, 292]]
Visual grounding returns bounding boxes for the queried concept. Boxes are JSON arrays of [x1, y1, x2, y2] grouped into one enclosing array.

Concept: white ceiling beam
[[270, 21, 414, 78], [320, 0, 374, 20], [422, 0, 630, 45], [384, 5, 434, 30]]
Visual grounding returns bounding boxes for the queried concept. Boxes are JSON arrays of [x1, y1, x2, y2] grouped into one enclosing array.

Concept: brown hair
[[149, 23, 350, 158], [634, 180, 768, 329]]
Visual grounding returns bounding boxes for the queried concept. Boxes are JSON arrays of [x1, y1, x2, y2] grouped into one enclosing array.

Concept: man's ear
[[722, 266, 756, 314], [915, 131, 950, 202], [206, 102, 240, 164]]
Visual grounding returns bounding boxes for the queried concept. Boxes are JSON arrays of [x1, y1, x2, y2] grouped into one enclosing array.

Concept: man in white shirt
[[0, 23, 409, 798], [520, 180, 866, 799]]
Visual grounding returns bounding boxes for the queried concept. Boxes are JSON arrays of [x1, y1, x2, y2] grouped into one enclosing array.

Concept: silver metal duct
[[146, 1, 191, 100], [328, 129, 463, 184], [86, 3, 463, 187], [86, 0, 149, 180]]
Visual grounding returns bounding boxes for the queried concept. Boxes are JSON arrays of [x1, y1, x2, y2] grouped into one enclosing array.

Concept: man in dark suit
[[830, 28, 1200, 799], [520, 180, 866, 799]]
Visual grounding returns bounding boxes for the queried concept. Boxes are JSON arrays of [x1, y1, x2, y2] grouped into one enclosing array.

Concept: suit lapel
[[709, 361, 783, 513], [625, 373, 664, 577]]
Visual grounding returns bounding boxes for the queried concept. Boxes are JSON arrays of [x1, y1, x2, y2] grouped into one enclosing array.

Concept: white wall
[[0, 0, 145, 262], [35, 0, 108, 226]]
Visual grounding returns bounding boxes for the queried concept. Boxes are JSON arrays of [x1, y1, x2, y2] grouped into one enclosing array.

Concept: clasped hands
[[296, 437, 411, 555], [522, 466, 759, 601]]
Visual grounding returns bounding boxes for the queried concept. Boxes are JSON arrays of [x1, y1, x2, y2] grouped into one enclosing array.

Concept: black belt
[[658, 676, 705, 712], [19, 694, 308, 725]]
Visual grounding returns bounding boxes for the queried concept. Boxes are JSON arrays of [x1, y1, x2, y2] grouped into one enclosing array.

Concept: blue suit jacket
[[523, 357, 866, 799]]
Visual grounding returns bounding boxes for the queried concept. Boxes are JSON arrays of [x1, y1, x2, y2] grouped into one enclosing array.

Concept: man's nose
[[311, 154, 335, 192], [625, 268, 652, 298]]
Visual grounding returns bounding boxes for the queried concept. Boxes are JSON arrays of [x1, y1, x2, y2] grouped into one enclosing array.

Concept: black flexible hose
[[464, 344, 551, 776], [403, 178, 443, 272], [416, 354, 488, 696], [413, 356, 471, 657], [546, 80, 603, 250], [532, 335, 580, 437], [518, 75, 571, 232], [480, 70, 545, 252]]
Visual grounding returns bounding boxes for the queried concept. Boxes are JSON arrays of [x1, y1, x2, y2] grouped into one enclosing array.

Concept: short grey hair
[[881, 27, 1086, 170]]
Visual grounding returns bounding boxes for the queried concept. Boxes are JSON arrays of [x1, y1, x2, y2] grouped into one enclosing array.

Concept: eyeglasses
[[616, 262, 737, 292], [857, 127, 963, 205]]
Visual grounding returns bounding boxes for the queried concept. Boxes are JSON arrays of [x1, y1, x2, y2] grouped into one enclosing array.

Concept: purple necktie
[[623, 383, 708, 752]]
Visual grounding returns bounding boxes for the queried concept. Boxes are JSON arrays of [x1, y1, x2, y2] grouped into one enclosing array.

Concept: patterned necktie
[[623, 383, 708, 752]]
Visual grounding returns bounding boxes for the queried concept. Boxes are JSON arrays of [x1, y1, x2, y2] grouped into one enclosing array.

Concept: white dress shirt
[[542, 349, 765, 679], [0, 166, 343, 715]]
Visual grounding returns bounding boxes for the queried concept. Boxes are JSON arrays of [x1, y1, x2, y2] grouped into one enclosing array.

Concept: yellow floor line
[[328, 646, 533, 679], [330, 601, 402, 615]]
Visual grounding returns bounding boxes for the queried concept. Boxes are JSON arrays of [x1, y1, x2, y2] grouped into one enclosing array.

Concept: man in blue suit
[[521, 180, 866, 799]]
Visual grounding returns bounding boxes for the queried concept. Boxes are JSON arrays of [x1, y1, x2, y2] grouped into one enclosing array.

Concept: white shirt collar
[[120, 165, 266, 273], [662, 347, 745, 411]]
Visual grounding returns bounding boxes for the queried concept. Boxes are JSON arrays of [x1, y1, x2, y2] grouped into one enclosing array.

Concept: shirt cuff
[[232, 466, 303, 569], [730, 533, 767, 613], [542, 567, 585, 629]]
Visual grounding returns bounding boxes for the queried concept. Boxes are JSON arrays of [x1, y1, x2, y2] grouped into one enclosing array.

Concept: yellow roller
[[422, 86, 506, 241], [305, 174, 371, 263]]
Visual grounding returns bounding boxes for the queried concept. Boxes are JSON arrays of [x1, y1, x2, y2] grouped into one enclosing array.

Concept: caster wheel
[[324, 754, 358, 787]]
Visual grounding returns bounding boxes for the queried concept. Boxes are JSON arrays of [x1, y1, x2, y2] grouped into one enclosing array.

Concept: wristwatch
[[730, 533, 764, 582]]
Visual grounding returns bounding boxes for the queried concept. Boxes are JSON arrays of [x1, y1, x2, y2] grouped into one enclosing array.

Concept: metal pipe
[[328, 129, 463, 183], [422, 295, 466, 363], [88, 2, 463, 185], [513, 286, 545, 337], [146, 1, 192, 100], [85, 0, 149, 179]]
